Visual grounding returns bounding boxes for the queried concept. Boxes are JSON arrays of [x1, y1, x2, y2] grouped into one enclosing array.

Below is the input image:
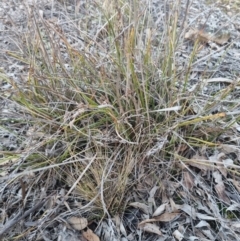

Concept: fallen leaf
[[196, 213, 216, 220], [170, 198, 182, 212], [83, 228, 100, 241], [183, 171, 195, 190], [153, 203, 167, 217], [173, 230, 184, 241], [148, 185, 159, 212], [138, 219, 156, 225], [154, 212, 180, 222], [114, 214, 127, 237], [215, 183, 230, 204], [129, 202, 149, 214], [185, 27, 230, 45], [213, 171, 230, 204], [202, 229, 215, 240], [180, 204, 196, 220], [138, 212, 180, 225], [195, 220, 210, 228], [68, 216, 88, 231], [138, 223, 162, 235]]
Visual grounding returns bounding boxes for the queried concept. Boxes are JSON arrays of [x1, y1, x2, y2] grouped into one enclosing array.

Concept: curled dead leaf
[[195, 220, 210, 228], [68, 216, 88, 231], [173, 230, 184, 241], [82, 228, 100, 241]]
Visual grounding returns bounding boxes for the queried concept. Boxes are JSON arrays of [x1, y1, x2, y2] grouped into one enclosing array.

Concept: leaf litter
[[1, 0, 240, 240]]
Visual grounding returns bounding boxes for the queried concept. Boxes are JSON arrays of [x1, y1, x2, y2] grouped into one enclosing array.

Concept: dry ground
[[1, 0, 240, 241]]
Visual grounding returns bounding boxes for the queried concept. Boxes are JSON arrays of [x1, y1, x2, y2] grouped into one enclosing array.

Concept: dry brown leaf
[[212, 33, 230, 45], [185, 28, 230, 45], [154, 212, 180, 222], [129, 202, 149, 214], [68, 216, 88, 231], [185, 28, 211, 43], [138, 212, 180, 226], [138, 223, 162, 236], [83, 228, 100, 241], [185, 29, 198, 40], [153, 203, 167, 217], [169, 198, 182, 212], [183, 171, 195, 190], [138, 219, 156, 225]]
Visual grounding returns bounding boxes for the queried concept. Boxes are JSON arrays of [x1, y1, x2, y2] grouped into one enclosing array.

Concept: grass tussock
[[1, 0, 240, 238]]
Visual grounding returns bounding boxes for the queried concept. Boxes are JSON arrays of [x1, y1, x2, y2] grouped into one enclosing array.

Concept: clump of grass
[[1, 0, 239, 224]]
